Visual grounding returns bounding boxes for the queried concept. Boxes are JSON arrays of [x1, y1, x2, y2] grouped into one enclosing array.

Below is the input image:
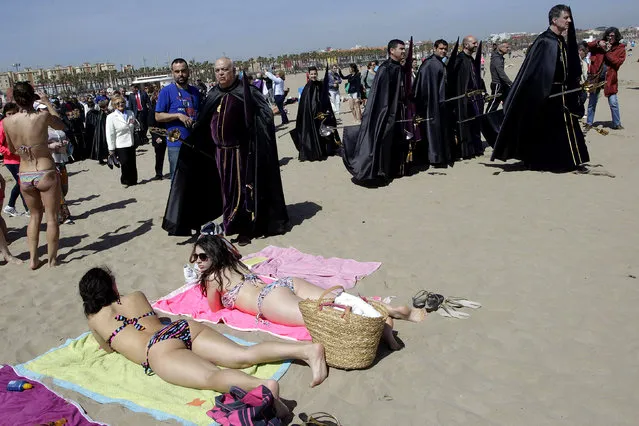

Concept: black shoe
[[152, 175, 163, 181], [237, 235, 251, 246], [612, 124, 624, 130]]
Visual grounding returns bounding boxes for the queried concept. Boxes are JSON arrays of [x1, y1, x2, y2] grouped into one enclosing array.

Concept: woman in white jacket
[[106, 95, 138, 187]]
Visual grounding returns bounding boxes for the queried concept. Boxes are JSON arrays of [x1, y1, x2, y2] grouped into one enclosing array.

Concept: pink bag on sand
[[207, 385, 281, 426]]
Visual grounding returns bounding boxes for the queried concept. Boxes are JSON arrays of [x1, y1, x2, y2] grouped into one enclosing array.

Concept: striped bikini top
[[106, 311, 157, 348]]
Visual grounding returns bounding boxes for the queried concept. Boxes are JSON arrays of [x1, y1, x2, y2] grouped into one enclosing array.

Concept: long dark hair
[[604, 27, 622, 45], [79, 267, 120, 316], [193, 235, 248, 296], [13, 82, 36, 109]]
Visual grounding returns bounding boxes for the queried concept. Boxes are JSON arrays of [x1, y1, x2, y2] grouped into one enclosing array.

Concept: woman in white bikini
[[2, 83, 65, 268], [193, 234, 426, 350]]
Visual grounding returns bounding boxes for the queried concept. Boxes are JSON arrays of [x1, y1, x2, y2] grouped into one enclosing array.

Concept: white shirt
[[105, 109, 136, 150], [265, 71, 286, 96]]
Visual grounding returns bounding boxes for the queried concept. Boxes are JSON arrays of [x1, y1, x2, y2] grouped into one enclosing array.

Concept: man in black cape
[[491, 5, 589, 171], [412, 39, 454, 167], [342, 39, 411, 185], [290, 65, 340, 161], [449, 35, 485, 159], [87, 99, 110, 164], [162, 57, 288, 244]]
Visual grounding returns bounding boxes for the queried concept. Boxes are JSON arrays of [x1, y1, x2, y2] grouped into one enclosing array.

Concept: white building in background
[[0, 72, 12, 91]]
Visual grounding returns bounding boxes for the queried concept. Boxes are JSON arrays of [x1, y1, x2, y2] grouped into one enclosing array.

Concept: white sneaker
[[24, 210, 30, 218], [3, 206, 19, 217]]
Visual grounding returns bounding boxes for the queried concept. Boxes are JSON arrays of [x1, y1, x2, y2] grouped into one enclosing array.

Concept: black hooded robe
[[290, 78, 340, 162], [412, 54, 453, 167], [450, 52, 484, 159], [86, 110, 109, 162], [342, 59, 407, 185], [491, 28, 589, 171], [162, 78, 288, 237]]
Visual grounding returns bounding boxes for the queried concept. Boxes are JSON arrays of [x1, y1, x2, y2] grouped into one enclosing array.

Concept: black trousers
[[150, 131, 166, 177], [115, 146, 138, 186], [486, 82, 510, 113], [135, 111, 149, 145], [274, 94, 289, 124]]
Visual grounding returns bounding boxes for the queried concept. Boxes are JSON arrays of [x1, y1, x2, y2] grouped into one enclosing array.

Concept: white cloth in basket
[[334, 293, 382, 318]]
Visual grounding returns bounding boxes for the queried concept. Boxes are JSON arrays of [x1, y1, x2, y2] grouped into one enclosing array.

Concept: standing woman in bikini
[[3, 82, 65, 268]]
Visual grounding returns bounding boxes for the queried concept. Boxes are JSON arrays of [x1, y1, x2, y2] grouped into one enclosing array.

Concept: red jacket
[[0, 120, 20, 165], [587, 41, 626, 96]]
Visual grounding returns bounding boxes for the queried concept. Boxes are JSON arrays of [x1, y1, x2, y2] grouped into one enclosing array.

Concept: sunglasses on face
[[190, 253, 209, 262]]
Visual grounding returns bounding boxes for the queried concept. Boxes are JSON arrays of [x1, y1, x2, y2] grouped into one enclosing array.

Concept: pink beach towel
[[154, 280, 312, 341], [0, 365, 104, 426], [153, 246, 382, 341], [247, 246, 381, 290]]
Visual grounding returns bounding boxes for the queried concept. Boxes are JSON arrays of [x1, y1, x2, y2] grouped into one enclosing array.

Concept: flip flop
[[445, 297, 482, 309], [412, 290, 445, 312], [437, 303, 471, 319], [303, 412, 342, 426]]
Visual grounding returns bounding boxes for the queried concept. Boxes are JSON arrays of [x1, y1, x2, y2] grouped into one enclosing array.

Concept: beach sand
[[2, 55, 639, 425]]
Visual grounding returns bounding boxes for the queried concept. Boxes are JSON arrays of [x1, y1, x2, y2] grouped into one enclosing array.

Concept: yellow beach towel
[[15, 333, 291, 426]]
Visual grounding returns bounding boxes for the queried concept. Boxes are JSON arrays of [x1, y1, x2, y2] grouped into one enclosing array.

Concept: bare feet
[[1, 253, 22, 265], [408, 307, 426, 323], [388, 305, 426, 323], [48, 257, 59, 268], [30, 257, 41, 270], [383, 324, 403, 351], [304, 343, 328, 387]]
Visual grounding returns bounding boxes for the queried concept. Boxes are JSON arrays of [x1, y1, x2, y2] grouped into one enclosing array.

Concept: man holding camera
[[585, 27, 626, 130]]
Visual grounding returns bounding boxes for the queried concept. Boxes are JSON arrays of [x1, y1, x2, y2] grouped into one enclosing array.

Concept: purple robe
[[210, 93, 252, 235]]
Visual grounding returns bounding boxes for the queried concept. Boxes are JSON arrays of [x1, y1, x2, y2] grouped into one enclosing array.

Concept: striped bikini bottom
[[142, 319, 193, 375], [17, 170, 57, 189]]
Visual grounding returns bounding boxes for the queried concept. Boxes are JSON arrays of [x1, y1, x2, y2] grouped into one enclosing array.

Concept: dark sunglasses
[[190, 253, 209, 262]]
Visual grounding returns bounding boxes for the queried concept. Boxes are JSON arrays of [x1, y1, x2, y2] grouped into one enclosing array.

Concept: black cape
[[491, 27, 589, 170], [412, 54, 453, 166], [450, 52, 484, 159], [162, 78, 288, 236], [342, 59, 406, 184], [290, 75, 339, 161], [86, 110, 109, 162]]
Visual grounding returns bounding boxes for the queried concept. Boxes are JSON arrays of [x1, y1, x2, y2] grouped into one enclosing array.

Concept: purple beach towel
[[0, 365, 104, 426]]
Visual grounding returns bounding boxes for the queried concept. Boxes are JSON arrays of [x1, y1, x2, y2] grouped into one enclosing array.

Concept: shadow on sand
[[279, 156, 294, 167], [286, 201, 322, 229], [74, 198, 137, 220], [480, 161, 529, 174], [66, 194, 101, 206], [58, 219, 153, 263]]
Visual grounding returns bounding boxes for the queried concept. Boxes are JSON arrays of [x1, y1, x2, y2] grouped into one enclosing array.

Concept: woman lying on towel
[[193, 235, 426, 350], [79, 267, 327, 408]]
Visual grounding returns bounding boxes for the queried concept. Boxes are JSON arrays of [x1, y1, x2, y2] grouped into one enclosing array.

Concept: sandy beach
[[2, 55, 639, 425]]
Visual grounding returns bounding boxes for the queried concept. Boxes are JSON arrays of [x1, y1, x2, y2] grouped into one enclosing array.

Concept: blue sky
[[3, 0, 638, 71]]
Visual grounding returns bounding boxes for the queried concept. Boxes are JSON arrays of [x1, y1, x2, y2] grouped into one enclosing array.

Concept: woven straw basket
[[298, 286, 388, 370]]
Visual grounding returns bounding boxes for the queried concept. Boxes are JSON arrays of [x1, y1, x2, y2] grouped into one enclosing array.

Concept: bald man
[[163, 57, 289, 244], [449, 35, 484, 159]]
